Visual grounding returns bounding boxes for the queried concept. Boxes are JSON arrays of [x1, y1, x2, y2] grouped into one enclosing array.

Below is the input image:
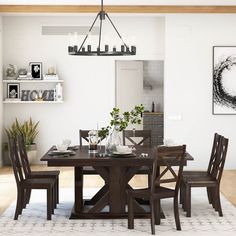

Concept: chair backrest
[[211, 135, 228, 183], [79, 129, 105, 147], [7, 136, 25, 187], [79, 130, 90, 147], [123, 129, 152, 147], [17, 133, 32, 178], [207, 133, 222, 175], [151, 145, 186, 194]]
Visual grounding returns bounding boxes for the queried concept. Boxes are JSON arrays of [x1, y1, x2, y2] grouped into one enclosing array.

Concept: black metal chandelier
[[68, 0, 136, 56]]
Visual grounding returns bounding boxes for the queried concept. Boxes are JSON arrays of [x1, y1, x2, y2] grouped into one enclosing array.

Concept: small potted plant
[[4, 117, 39, 165], [98, 104, 144, 153]]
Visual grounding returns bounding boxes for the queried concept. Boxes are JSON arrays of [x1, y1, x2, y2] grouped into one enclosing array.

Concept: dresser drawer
[[152, 115, 164, 124]]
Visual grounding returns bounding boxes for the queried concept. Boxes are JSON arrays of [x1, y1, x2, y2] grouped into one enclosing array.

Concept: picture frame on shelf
[[7, 83, 20, 100], [213, 46, 236, 115], [29, 62, 42, 80]]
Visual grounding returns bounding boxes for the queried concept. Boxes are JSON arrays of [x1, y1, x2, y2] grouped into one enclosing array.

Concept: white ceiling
[[0, 0, 236, 6]]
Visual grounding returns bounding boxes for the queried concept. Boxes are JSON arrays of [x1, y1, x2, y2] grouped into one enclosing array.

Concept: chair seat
[[183, 170, 208, 177], [127, 186, 175, 199], [30, 170, 60, 178], [22, 178, 56, 189], [183, 175, 217, 187]]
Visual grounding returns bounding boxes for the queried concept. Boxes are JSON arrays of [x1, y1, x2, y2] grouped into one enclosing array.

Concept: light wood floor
[[0, 165, 235, 216]]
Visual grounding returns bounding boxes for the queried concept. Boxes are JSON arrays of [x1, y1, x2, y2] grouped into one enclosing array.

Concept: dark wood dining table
[[41, 146, 193, 219]]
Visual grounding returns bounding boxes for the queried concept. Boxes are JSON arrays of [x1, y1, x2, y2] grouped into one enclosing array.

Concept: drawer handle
[[157, 125, 163, 127]]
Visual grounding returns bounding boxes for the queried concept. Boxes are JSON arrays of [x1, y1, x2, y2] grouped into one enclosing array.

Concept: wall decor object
[[21, 90, 54, 101], [7, 83, 20, 99], [5, 64, 17, 80], [213, 46, 236, 114], [29, 62, 42, 80]]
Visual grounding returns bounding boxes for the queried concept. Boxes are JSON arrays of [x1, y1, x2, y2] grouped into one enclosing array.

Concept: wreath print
[[213, 55, 236, 110]]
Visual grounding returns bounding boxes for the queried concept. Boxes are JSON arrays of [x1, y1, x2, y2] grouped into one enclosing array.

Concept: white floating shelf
[[3, 101, 64, 104], [3, 80, 64, 83]]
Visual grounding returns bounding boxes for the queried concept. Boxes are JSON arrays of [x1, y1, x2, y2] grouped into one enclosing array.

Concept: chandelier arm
[[105, 13, 129, 49], [78, 13, 100, 52], [98, 13, 103, 54]]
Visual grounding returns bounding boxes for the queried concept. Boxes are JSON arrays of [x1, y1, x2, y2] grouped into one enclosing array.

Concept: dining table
[[41, 145, 193, 219]]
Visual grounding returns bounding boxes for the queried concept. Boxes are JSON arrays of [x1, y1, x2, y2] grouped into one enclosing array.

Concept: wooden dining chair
[[127, 145, 186, 235], [123, 129, 152, 187], [123, 129, 152, 147], [17, 133, 60, 208], [180, 133, 221, 208], [8, 136, 56, 220], [181, 135, 228, 217]]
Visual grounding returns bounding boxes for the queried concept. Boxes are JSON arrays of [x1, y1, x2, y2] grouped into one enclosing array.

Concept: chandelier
[[68, 0, 136, 56]]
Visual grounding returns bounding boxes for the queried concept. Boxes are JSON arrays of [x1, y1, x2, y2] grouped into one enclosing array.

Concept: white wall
[[165, 14, 236, 169], [0, 16, 2, 166], [2, 16, 164, 163]]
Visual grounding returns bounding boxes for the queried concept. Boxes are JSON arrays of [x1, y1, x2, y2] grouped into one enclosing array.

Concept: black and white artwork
[[7, 83, 20, 99], [29, 62, 42, 80], [213, 46, 236, 114]]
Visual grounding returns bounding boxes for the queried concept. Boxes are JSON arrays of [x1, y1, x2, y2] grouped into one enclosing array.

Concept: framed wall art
[[213, 46, 236, 114], [7, 83, 20, 99], [29, 62, 42, 80]]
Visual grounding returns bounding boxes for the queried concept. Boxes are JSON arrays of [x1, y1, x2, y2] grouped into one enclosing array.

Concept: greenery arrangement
[[5, 117, 39, 146], [98, 104, 144, 139]]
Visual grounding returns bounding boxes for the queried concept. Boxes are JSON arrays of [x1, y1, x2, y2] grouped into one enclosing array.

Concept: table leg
[[74, 166, 83, 213], [109, 166, 126, 213]]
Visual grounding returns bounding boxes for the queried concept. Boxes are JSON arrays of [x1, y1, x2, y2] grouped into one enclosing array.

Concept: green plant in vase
[[4, 117, 39, 165], [98, 104, 144, 153]]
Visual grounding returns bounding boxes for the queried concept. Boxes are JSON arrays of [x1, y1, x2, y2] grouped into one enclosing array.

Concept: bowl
[[56, 143, 68, 151], [116, 145, 132, 153]]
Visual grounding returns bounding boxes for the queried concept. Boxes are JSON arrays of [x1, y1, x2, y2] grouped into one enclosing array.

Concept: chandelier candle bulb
[[105, 45, 109, 52], [121, 45, 125, 52], [73, 45, 78, 52], [87, 45, 91, 52], [68, 46, 73, 53], [113, 46, 116, 52], [82, 47, 85, 52], [131, 46, 136, 54]]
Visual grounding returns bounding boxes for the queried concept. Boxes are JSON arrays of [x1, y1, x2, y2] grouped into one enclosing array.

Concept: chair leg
[[148, 174, 152, 188], [14, 188, 24, 220], [150, 198, 155, 235], [182, 184, 187, 211], [207, 187, 213, 204], [47, 188, 52, 220], [186, 184, 191, 217], [53, 186, 57, 210], [154, 199, 161, 225], [56, 178, 59, 204], [128, 195, 134, 229], [174, 196, 181, 230], [215, 187, 223, 217], [180, 182, 183, 204]]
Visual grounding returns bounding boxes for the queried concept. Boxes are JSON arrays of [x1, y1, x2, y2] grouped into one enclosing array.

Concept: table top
[[41, 146, 194, 167]]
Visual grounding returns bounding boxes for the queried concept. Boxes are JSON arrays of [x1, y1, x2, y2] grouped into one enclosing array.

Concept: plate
[[48, 150, 75, 156], [112, 151, 134, 155], [111, 152, 135, 157], [51, 150, 72, 154]]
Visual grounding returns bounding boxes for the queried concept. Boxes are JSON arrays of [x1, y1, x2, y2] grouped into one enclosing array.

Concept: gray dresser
[[143, 112, 164, 147]]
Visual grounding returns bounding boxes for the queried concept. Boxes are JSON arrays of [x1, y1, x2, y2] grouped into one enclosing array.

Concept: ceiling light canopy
[[68, 0, 136, 56]]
